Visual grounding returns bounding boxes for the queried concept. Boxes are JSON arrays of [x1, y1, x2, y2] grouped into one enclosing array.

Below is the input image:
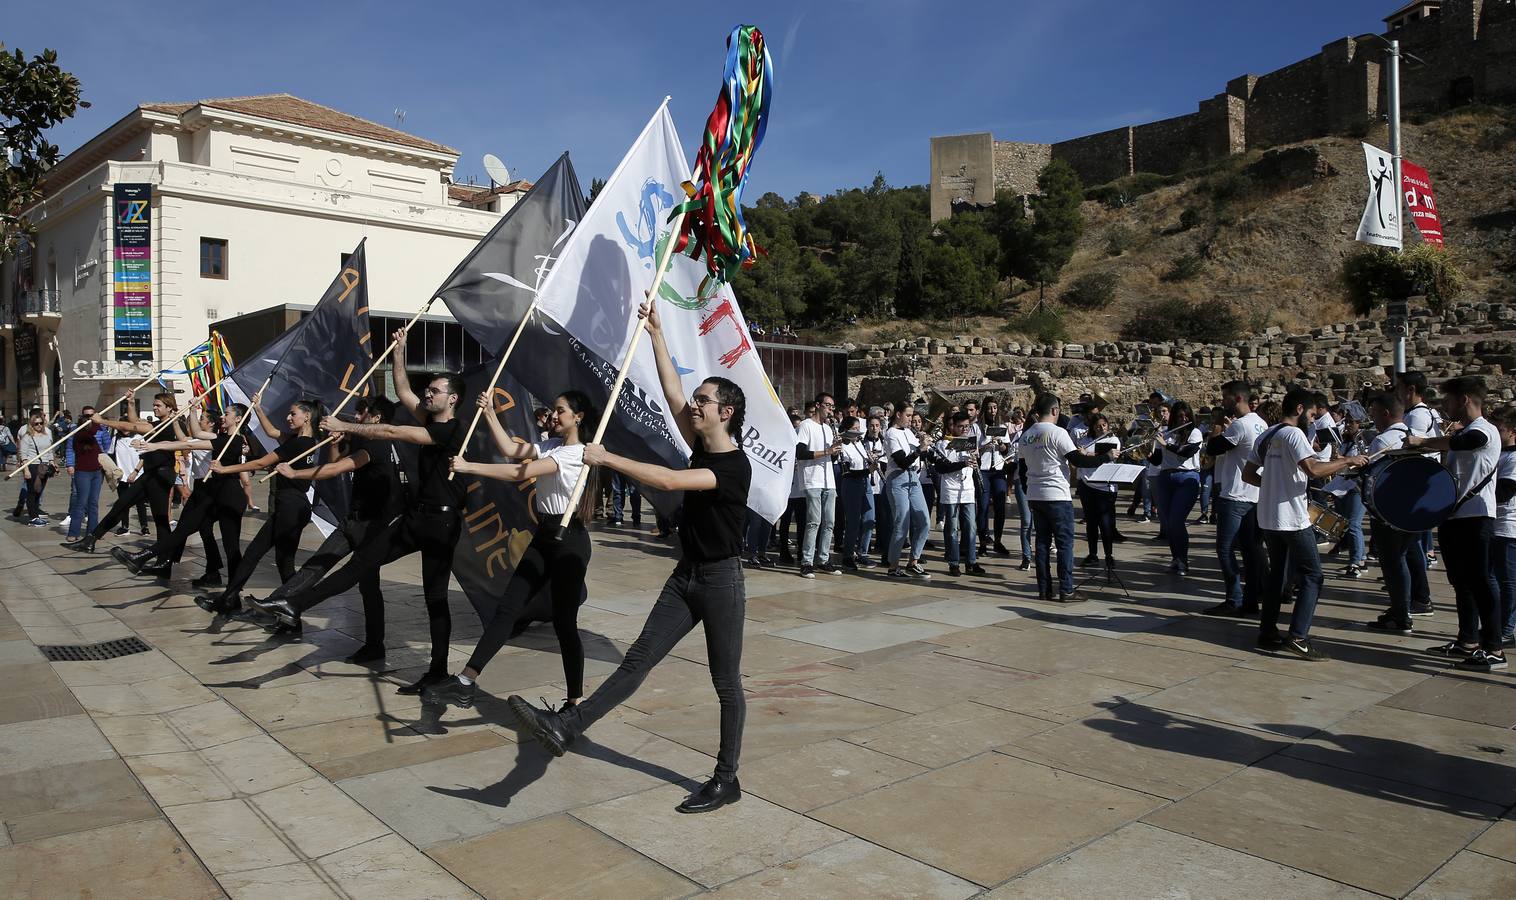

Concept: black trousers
[[565, 557, 745, 779], [94, 466, 173, 543], [222, 490, 311, 597], [466, 521, 590, 697], [1439, 516, 1500, 650], [286, 507, 461, 674], [274, 513, 391, 646], [1079, 484, 1117, 559], [150, 485, 236, 575]]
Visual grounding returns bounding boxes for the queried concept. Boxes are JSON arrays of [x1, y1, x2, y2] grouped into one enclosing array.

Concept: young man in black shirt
[[510, 300, 754, 815], [268, 330, 467, 694], [246, 397, 404, 661]]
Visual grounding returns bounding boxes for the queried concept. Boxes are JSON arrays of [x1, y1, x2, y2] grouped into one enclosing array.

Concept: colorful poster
[[113, 183, 153, 361], [1355, 142, 1401, 250], [1401, 159, 1444, 247]]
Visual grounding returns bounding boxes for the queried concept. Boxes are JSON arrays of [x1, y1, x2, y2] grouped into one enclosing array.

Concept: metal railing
[[19, 290, 61, 316]]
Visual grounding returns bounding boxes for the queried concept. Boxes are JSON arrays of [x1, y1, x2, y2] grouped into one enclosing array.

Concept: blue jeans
[[1335, 487, 1366, 565], [980, 472, 1008, 547], [1142, 473, 1157, 520], [1375, 520, 1422, 623], [943, 501, 978, 565], [1493, 535, 1516, 640], [872, 489, 888, 559], [1262, 527, 1323, 639], [67, 469, 104, 539], [802, 487, 837, 566], [611, 472, 640, 523], [1198, 470, 1214, 517], [744, 509, 772, 561], [840, 476, 875, 562], [1030, 499, 1075, 595], [1013, 479, 1033, 560], [1157, 470, 1200, 566], [1213, 498, 1266, 609], [886, 472, 929, 568]]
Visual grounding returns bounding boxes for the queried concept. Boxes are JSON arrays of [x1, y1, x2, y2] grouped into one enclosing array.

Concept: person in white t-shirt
[[1362, 392, 1432, 634], [837, 415, 881, 570], [1489, 409, 1516, 647], [1203, 380, 1269, 617], [933, 412, 986, 577], [884, 408, 932, 579], [1406, 376, 1506, 670], [1397, 370, 1444, 569], [434, 390, 599, 708], [1307, 394, 1338, 464], [1075, 414, 1121, 567], [794, 393, 841, 577], [1244, 387, 1366, 662], [1154, 400, 1205, 575], [1018, 393, 1115, 602]]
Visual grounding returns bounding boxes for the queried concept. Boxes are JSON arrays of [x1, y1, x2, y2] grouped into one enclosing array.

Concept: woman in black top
[[510, 300, 753, 817], [195, 397, 326, 615], [77, 390, 179, 552]]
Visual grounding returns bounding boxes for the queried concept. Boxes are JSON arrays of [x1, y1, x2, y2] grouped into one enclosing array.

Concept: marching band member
[[1397, 371, 1443, 569], [1076, 413, 1121, 568], [934, 412, 987, 577], [885, 408, 932, 579], [1243, 387, 1367, 661], [1408, 377, 1505, 670], [1008, 409, 1034, 570], [1362, 392, 1429, 634], [1204, 381, 1268, 618], [837, 415, 880, 570], [795, 393, 841, 578], [1154, 400, 1204, 575], [977, 398, 1011, 557], [1333, 413, 1369, 578], [1491, 410, 1516, 648], [1019, 393, 1114, 602]]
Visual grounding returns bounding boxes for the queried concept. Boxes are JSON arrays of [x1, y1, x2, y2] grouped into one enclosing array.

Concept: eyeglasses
[[691, 394, 721, 408], [423, 387, 454, 397]]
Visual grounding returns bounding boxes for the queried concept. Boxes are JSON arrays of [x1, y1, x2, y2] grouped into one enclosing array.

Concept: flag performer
[[511, 24, 773, 816], [70, 388, 182, 552]]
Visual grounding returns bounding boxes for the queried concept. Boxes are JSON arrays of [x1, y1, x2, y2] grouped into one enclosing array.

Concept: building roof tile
[[139, 93, 456, 155]]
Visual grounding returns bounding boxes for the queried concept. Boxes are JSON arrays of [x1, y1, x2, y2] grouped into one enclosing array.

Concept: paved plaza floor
[[1, 506, 1515, 898]]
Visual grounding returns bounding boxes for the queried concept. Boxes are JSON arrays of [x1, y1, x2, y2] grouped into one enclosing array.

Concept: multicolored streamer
[[671, 24, 774, 289], [165, 332, 236, 409]]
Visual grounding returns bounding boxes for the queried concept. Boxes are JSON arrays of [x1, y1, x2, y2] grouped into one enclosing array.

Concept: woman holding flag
[[423, 389, 600, 712], [73, 390, 179, 553]]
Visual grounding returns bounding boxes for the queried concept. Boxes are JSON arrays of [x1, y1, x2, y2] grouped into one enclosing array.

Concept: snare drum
[[1308, 501, 1350, 550], [1363, 454, 1457, 533]]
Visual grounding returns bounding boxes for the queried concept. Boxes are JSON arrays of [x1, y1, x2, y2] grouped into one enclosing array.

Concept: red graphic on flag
[[1401, 160, 1444, 246]]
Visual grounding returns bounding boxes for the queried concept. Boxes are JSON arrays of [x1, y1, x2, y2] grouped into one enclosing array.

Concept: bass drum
[[1363, 454, 1457, 533]]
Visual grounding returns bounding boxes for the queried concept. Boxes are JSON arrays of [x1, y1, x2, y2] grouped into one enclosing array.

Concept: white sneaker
[[59, 515, 71, 528]]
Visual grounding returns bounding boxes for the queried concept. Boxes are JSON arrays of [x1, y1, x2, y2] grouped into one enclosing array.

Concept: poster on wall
[[1401, 159, 1444, 247], [15, 324, 39, 386], [112, 183, 153, 361]]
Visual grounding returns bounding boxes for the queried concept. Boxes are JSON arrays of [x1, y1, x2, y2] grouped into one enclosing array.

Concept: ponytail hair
[[558, 391, 604, 523], [292, 398, 324, 436]]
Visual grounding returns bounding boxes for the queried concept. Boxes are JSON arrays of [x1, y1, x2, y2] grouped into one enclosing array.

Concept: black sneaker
[[1081, 554, 1099, 567], [1057, 591, 1088, 603], [1017, 559, 1031, 571], [1366, 616, 1413, 635], [508, 695, 574, 756], [819, 562, 843, 576], [948, 565, 962, 577], [1425, 641, 1475, 659], [1285, 637, 1329, 661], [887, 568, 909, 579], [397, 672, 448, 696], [799, 565, 816, 579], [1409, 601, 1435, 617], [345, 644, 386, 664], [422, 675, 477, 708], [857, 557, 879, 570], [841, 557, 859, 571], [1257, 632, 1287, 652], [778, 553, 795, 566], [1456, 649, 1509, 671], [1204, 602, 1245, 617], [906, 562, 931, 579], [967, 564, 989, 576]]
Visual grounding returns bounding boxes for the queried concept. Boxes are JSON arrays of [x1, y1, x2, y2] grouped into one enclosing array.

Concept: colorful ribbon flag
[[670, 24, 774, 290], [162, 332, 236, 408]]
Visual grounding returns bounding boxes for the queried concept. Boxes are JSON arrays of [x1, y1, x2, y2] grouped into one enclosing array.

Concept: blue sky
[[12, 0, 1395, 199]]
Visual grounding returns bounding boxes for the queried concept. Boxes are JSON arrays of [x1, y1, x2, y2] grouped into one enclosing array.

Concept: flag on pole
[[1355, 142, 1402, 249], [223, 240, 375, 534], [531, 103, 796, 522]]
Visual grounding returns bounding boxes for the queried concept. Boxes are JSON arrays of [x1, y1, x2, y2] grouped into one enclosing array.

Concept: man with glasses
[[267, 330, 467, 694], [795, 392, 841, 577], [510, 300, 754, 815]]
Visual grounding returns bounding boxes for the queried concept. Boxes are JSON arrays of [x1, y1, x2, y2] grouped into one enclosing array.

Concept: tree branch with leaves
[[1, 45, 86, 258]]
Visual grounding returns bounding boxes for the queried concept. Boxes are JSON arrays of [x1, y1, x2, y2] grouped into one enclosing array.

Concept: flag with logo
[[1355, 142, 1402, 249], [223, 240, 375, 534], [530, 103, 795, 522], [1400, 159, 1444, 247]]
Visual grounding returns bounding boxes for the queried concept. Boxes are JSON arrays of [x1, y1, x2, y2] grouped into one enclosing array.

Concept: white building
[[1, 93, 531, 417]]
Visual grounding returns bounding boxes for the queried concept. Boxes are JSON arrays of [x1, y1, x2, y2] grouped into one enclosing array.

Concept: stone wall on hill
[[844, 300, 1516, 421]]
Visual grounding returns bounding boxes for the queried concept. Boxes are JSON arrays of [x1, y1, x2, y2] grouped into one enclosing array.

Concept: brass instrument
[[1120, 420, 1159, 464]]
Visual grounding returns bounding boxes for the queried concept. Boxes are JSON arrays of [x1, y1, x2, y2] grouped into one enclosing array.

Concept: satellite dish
[[482, 154, 510, 187]]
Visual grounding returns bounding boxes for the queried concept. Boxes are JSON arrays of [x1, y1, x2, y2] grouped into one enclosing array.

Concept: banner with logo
[[1401, 159, 1444, 247], [1354, 142, 1402, 250], [112, 184, 154, 361], [531, 103, 796, 522]]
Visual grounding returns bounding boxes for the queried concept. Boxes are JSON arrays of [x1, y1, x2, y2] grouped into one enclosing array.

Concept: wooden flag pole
[[140, 372, 237, 441], [207, 373, 274, 471], [6, 369, 166, 479], [449, 309, 538, 481], [256, 296, 435, 483]]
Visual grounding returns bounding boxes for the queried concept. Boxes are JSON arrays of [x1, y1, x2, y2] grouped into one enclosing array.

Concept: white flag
[[1355, 141, 1402, 249], [532, 103, 796, 522]]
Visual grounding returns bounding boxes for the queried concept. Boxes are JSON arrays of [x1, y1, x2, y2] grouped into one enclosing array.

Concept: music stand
[[1075, 463, 1144, 599]]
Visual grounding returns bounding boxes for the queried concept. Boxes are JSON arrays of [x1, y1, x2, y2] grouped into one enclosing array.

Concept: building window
[[200, 238, 228, 279]]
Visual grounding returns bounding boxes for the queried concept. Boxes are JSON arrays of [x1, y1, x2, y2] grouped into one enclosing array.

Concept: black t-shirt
[[273, 434, 321, 495], [679, 441, 752, 562], [350, 436, 405, 519], [141, 428, 178, 473], [417, 418, 466, 508], [206, 433, 248, 478]]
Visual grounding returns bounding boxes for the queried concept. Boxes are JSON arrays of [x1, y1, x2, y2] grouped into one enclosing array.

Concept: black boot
[[676, 776, 742, 814], [507, 695, 575, 756], [138, 560, 172, 579], [74, 534, 98, 553], [245, 595, 301, 628], [195, 592, 241, 615], [346, 644, 386, 664]]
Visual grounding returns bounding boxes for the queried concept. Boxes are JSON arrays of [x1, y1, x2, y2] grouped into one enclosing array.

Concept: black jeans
[[287, 507, 461, 674], [1439, 516, 1500, 650], [565, 556, 746, 779], [1078, 484, 1117, 560], [95, 466, 173, 543], [466, 521, 590, 696], [222, 490, 311, 596], [269, 513, 391, 645], [1374, 520, 1420, 624], [150, 484, 236, 575]]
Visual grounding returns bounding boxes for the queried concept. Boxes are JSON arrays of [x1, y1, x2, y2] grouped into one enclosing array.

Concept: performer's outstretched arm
[[321, 415, 435, 446], [638, 301, 696, 448], [472, 392, 537, 460], [391, 329, 424, 421], [583, 444, 715, 493], [451, 456, 556, 482]]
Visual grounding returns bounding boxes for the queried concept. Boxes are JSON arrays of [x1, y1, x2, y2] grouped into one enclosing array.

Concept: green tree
[[1025, 160, 1085, 304], [1, 45, 86, 257], [586, 177, 607, 206]]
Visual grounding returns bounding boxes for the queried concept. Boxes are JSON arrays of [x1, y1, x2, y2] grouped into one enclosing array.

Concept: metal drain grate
[[38, 637, 152, 662]]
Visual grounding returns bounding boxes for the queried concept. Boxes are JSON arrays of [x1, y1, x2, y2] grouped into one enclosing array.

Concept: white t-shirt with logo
[[1495, 449, 1516, 539], [1160, 425, 1203, 472], [1018, 422, 1075, 502], [1449, 417, 1500, 520], [1077, 434, 1121, 493], [933, 438, 977, 505], [795, 418, 837, 491], [534, 439, 586, 516], [1216, 412, 1267, 503], [884, 426, 922, 478], [1248, 424, 1314, 532]]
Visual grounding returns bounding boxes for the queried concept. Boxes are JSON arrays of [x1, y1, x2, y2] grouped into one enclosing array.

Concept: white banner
[[1355, 141, 1402, 249], [532, 103, 796, 522]]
